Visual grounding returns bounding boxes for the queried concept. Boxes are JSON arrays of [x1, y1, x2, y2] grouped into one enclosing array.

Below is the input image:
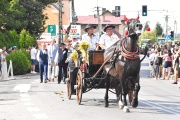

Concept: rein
[[120, 38, 139, 60]]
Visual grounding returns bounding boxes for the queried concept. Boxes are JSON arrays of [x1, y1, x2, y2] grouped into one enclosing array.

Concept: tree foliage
[[155, 22, 163, 36], [139, 29, 157, 43], [19, 29, 36, 49], [0, 0, 58, 35], [143, 22, 149, 32]]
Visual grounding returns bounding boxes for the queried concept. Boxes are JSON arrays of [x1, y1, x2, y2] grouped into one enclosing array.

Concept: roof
[[76, 15, 123, 25], [101, 10, 113, 16]]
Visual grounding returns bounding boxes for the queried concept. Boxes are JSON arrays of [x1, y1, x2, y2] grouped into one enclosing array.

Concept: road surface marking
[[140, 66, 150, 70], [31, 79, 40, 84], [140, 98, 180, 114], [33, 114, 48, 119], [13, 84, 31, 93], [20, 98, 31, 102], [20, 94, 30, 98], [23, 102, 35, 106], [27, 107, 41, 112]]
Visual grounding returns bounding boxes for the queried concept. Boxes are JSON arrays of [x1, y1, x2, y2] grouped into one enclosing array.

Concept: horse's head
[[124, 16, 142, 37]]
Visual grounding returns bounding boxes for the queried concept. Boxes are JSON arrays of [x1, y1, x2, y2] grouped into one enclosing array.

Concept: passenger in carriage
[[82, 24, 99, 50], [99, 24, 119, 49]]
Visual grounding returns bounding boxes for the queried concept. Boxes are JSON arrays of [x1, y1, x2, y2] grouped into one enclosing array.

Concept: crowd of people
[[148, 43, 180, 84], [0, 46, 17, 80], [32, 24, 119, 84]]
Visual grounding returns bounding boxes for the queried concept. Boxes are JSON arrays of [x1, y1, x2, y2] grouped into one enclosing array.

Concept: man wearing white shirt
[[30, 45, 37, 73], [47, 39, 59, 82], [99, 24, 119, 49], [81, 24, 99, 50]]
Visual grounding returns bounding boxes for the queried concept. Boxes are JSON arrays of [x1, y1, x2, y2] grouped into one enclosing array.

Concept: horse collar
[[120, 39, 139, 60]]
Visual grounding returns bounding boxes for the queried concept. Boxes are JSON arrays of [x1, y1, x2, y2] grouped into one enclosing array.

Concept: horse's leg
[[122, 87, 130, 112], [104, 76, 110, 107], [132, 76, 140, 108], [118, 89, 124, 109]]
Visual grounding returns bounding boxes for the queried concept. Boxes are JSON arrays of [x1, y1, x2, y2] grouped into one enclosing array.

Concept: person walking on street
[[172, 49, 180, 84], [30, 45, 37, 74], [37, 43, 48, 83], [56, 43, 68, 84], [82, 24, 99, 50], [99, 24, 119, 49], [149, 49, 156, 78], [47, 39, 59, 82]]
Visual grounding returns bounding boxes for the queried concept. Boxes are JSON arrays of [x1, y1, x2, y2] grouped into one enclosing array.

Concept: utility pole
[[94, 6, 101, 37], [58, 0, 63, 43], [71, 0, 77, 24], [174, 20, 177, 39]]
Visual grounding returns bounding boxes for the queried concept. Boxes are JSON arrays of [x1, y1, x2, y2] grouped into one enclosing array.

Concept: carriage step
[[65, 78, 70, 82], [74, 85, 78, 90]]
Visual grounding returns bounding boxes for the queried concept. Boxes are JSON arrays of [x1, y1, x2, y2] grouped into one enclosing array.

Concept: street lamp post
[[58, 0, 63, 43]]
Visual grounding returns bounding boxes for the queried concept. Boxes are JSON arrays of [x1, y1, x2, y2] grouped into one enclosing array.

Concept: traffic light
[[170, 31, 174, 40], [142, 5, 147, 16]]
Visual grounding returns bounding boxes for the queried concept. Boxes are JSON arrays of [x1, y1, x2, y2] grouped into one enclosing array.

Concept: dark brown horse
[[103, 16, 143, 112]]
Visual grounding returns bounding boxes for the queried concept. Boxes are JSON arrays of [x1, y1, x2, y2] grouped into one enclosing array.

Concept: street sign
[[164, 35, 171, 40], [63, 25, 81, 38], [48, 25, 56, 36]]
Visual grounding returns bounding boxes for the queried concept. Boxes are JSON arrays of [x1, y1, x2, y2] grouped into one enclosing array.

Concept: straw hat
[[84, 24, 96, 32], [104, 24, 115, 32]]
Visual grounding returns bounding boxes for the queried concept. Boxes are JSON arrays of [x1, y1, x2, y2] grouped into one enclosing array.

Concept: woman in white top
[[81, 24, 99, 51], [99, 24, 119, 49]]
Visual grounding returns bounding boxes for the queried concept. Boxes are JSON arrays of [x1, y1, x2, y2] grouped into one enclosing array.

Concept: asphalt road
[[0, 56, 180, 120]]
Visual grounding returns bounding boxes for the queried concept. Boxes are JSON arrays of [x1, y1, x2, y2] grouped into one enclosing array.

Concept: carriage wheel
[[76, 69, 83, 105], [67, 67, 71, 99], [128, 91, 133, 105]]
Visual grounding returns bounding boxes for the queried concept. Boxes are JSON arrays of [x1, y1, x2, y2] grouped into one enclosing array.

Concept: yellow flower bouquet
[[70, 50, 78, 63], [78, 41, 90, 62]]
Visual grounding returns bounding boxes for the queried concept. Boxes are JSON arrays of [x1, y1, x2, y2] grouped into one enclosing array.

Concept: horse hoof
[[123, 106, 130, 112], [118, 101, 124, 109], [132, 99, 138, 108]]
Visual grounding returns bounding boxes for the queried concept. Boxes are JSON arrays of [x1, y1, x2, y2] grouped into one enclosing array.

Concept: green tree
[[1, 0, 58, 35], [19, 29, 36, 49], [155, 22, 163, 36], [139, 29, 157, 43], [143, 22, 149, 32]]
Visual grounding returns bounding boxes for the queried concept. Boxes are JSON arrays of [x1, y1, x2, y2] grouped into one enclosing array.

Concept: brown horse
[[103, 16, 143, 112]]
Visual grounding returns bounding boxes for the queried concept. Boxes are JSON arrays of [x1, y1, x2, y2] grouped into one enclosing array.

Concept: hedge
[[6, 50, 31, 75]]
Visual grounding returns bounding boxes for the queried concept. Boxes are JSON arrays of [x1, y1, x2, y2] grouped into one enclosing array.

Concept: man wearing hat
[[99, 24, 119, 49], [55, 43, 68, 84], [82, 24, 99, 50]]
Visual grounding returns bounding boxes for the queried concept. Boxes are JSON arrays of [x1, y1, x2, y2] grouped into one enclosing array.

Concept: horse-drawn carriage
[[65, 15, 147, 112], [66, 50, 120, 104]]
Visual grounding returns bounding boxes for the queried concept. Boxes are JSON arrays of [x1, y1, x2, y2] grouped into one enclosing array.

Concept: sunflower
[[70, 50, 78, 63], [78, 41, 90, 62]]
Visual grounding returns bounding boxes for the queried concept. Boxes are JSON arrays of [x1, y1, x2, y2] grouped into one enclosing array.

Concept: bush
[[19, 29, 37, 49], [6, 50, 31, 75]]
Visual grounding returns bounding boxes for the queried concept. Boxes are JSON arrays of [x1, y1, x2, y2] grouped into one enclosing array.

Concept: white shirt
[[30, 48, 37, 59], [149, 53, 156, 62], [82, 34, 99, 50], [99, 33, 119, 49]]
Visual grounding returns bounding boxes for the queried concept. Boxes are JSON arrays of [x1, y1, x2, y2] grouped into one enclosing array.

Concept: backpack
[[155, 58, 160, 65]]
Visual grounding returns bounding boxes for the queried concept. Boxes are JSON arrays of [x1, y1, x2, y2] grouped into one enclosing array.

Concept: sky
[[74, 0, 180, 33]]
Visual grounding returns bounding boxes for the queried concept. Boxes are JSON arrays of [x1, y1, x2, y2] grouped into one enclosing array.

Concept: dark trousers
[[39, 63, 48, 82], [58, 65, 68, 83]]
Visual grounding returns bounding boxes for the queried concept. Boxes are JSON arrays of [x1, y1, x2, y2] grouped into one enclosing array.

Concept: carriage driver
[[99, 24, 119, 49], [81, 24, 99, 50]]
